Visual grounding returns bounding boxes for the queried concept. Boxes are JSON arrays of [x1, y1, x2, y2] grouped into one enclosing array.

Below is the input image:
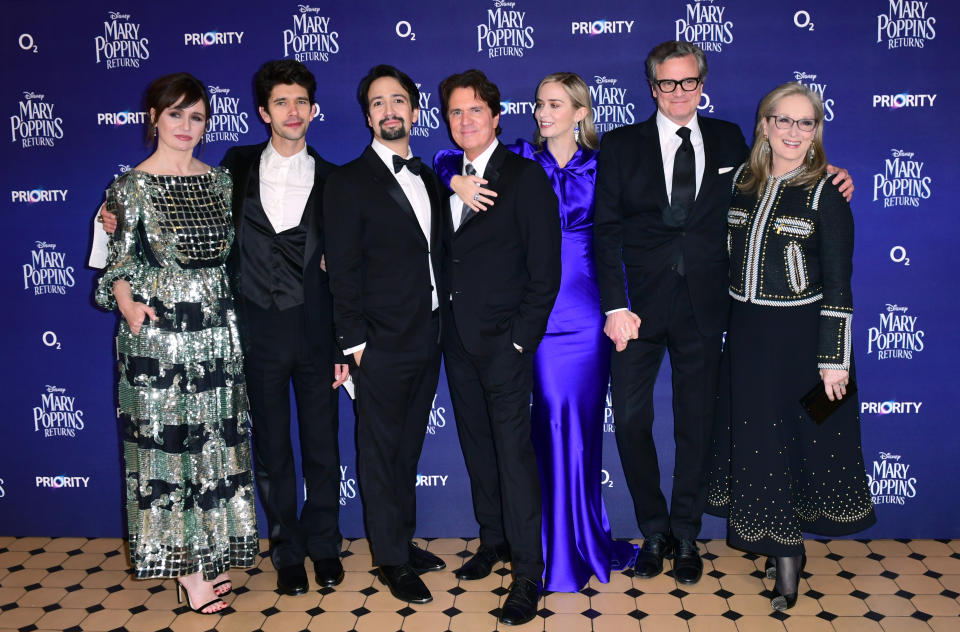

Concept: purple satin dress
[[435, 141, 636, 591]]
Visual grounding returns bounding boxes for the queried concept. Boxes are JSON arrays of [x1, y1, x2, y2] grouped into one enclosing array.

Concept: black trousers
[[610, 275, 723, 540], [353, 313, 441, 567], [242, 300, 342, 569], [443, 316, 543, 581]]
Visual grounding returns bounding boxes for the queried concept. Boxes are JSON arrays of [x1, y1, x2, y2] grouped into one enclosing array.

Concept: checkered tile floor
[[0, 537, 958, 631]]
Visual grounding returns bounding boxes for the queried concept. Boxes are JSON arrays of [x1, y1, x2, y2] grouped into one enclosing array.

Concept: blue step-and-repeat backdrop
[[1, 1, 957, 541]]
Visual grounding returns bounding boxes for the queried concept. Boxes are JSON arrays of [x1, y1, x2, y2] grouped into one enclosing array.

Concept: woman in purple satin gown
[[436, 73, 636, 591]]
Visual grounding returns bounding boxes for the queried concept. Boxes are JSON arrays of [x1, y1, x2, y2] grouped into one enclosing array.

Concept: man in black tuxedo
[[100, 60, 350, 595], [438, 69, 560, 626], [219, 60, 348, 595], [323, 65, 446, 605], [594, 41, 852, 585]]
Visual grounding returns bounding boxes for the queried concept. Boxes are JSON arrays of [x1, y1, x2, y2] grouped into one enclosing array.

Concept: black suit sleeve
[[593, 131, 628, 313], [511, 162, 561, 351], [220, 146, 237, 172], [322, 169, 366, 353]]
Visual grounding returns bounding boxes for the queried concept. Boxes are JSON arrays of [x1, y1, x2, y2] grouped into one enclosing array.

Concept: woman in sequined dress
[[704, 83, 875, 611], [96, 73, 258, 615], [435, 73, 637, 592]]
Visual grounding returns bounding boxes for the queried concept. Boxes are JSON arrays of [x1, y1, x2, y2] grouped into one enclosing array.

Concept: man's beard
[[378, 118, 407, 141]]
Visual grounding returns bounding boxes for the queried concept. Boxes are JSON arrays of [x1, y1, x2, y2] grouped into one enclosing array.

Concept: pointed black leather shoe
[[673, 537, 703, 584], [634, 532, 672, 579], [453, 543, 510, 580], [276, 563, 309, 595], [408, 541, 446, 574], [499, 577, 542, 626], [378, 564, 432, 603], [313, 557, 344, 587]]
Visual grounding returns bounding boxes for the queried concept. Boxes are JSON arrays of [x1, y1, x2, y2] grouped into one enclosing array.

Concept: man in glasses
[[593, 41, 852, 585]]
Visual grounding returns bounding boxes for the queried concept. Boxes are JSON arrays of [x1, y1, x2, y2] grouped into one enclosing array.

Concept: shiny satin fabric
[[517, 141, 637, 591]]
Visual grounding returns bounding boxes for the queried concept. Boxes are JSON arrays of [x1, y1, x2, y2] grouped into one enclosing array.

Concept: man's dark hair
[[254, 60, 317, 110], [644, 41, 708, 84], [439, 69, 502, 136], [356, 65, 420, 118]]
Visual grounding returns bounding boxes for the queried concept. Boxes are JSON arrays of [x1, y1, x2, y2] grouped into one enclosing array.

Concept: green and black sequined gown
[[96, 168, 258, 579]]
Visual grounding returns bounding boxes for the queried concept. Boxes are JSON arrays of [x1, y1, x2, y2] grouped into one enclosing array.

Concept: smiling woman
[[94, 72, 258, 617], [706, 82, 875, 613]]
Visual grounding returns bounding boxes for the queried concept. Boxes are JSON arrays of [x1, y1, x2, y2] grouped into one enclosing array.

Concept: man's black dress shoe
[[313, 557, 345, 587], [634, 532, 672, 579], [408, 541, 445, 574], [276, 563, 309, 595], [378, 564, 432, 603], [499, 577, 542, 626], [672, 537, 703, 584], [453, 543, 510, 580]]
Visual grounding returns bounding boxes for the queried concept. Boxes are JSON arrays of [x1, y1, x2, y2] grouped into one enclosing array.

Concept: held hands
[[451, 174, 497, 212], [820, 368, 849, 402], [825, 165, 854, 201], [332, 363, 349, 389], [99, 203, 118, 234], [603, 310, 641, 352]]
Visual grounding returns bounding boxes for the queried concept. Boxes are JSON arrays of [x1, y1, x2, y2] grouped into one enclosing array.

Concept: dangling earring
[[574, 123, 580, 145], [760, 134, 770, 156], [807, 145, 815, 161]]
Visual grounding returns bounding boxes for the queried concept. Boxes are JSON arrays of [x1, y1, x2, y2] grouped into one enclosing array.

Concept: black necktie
[[392, 154, 421, 175], [460, 163, 477, 226], [669, 127, 695, 227]]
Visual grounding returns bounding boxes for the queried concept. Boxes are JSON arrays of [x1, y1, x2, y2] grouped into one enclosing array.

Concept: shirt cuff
[[343, 342, 366, 356], [604, 307, 628, 315], [512, 343, 523, 353]]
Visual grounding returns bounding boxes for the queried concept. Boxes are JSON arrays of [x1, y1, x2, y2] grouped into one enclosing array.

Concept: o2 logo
[[698, 92, 714, 113], [311, 103, 325, 123], [600, 469, 614, 488], [42, 330, 61, 349], [0, 478, 5, 498], [794, 11, 815, 31], [396, 21, 416, 41], [890, 246, 910, 266], [19, 33, 39, 53]]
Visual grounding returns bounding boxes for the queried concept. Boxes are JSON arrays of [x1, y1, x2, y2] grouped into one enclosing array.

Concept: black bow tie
[[392, 154, 421, 175]]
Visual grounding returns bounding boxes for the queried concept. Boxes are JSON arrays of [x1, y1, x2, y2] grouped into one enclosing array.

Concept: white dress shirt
[[259, 141, 315, 233], [656, 109, 705, 202], [605, 113, 705, 316], [450, 139, 499, 232], [343, 140, 437, 357]]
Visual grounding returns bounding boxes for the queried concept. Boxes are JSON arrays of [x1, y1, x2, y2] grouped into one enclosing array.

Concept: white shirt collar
[[656, 110, 702, 144], [463, 139, 499, 177], [262, 139, 310, 169], [370, 138, 413, 172]]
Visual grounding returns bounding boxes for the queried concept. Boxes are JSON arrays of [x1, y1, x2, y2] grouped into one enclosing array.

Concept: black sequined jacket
[[727, 164, 854, 370]]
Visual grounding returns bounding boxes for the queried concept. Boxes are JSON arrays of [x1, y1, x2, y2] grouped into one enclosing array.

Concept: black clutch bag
[[800, 378, 857, 424]]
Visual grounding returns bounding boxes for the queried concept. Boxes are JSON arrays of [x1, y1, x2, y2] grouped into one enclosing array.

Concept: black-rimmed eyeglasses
[[766, 115, 817, 132], [653, 77, 701, 93]]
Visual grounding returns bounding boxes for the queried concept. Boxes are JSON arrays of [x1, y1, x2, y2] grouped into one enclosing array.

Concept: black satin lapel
[[361, 147, 425, 245], [303, 157, 323, 266], [422, 169, 442, 247]]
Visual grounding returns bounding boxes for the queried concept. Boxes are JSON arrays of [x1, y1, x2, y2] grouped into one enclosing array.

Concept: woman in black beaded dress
[[705, 83, 875, 612], [96, 73, 257, 615]]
